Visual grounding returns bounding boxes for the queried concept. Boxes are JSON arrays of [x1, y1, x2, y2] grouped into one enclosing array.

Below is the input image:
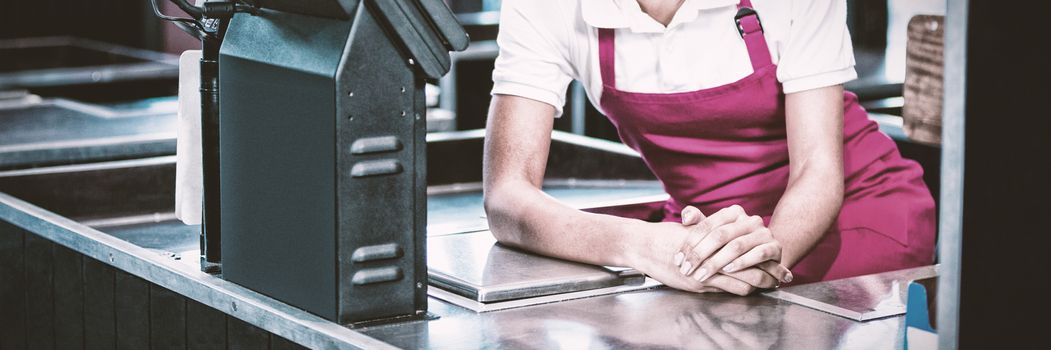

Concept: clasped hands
[[641, 205, 793, 296]]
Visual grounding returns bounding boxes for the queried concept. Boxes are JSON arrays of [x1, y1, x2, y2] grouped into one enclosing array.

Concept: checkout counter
[[0, 0, 951, 349], [0, 129, 937, 349]]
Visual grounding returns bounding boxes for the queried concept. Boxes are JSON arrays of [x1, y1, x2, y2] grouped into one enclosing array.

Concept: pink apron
[[598, 0, 936, 283]]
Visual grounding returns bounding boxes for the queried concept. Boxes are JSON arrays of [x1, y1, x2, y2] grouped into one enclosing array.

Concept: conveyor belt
[[0, 101, 175, 145], [0, 99, 177, 170]]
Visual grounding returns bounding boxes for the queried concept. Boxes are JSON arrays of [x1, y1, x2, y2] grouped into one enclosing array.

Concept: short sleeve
[[491, 0, 575, 117], [776, 0, 858, 94]]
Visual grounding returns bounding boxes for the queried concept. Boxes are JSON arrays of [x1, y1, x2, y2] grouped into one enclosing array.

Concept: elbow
[[481, 186, 502, 225], [828, 172, 845, 215], [831, 166, 845, 206], [824, 169, 845, 211], [832, 182, 845, 211], [482, 186, 523, 246]]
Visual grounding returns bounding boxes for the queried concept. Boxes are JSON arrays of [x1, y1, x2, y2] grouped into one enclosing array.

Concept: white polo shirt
[[491, 0, 858, 117]]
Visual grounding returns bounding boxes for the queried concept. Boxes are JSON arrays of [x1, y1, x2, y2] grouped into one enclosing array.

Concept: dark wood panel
[[53, 244, 86, 349], [270, 334, 309, 350], [0, 221, 27, 350], [903, 15, 945, 145], [227, 316, 270, 350], [150, 285, 187, 350], [114, 271, 149, 350], [83, 257, 116, 350], [24, 234, 55, 350], [186, 299, 227, 350]]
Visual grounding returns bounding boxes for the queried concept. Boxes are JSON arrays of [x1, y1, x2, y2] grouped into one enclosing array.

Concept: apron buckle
[[734, 7, 763, 37]]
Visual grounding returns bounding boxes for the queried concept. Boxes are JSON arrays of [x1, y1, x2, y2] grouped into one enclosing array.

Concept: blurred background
[[0, 0, 946, 121], [0, 0, 948, 211]]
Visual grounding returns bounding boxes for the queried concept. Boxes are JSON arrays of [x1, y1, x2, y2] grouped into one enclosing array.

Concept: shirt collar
[[582, 0, 739, 33]]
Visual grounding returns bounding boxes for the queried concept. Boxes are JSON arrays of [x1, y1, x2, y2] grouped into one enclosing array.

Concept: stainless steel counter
[[767, 265, 937, 321], [428, 230, 645, 303], [1, 129, 925, 349], [0, 193, 391, 350], [360, 267, 927, 349], [2, 188, 929, 350]]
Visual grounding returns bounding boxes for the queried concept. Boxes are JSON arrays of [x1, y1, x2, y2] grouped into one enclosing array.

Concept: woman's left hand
[[674, 205, 793, 285]]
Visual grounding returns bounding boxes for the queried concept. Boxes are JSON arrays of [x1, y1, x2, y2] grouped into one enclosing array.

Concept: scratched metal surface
[[427, 230, 644, 303], [18, 158, 918, 349], [766, 265, 938, 321], [358, 266, 929, 349]]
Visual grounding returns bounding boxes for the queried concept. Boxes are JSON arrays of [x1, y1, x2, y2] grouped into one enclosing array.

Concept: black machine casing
[[218, 0, 466, 323]]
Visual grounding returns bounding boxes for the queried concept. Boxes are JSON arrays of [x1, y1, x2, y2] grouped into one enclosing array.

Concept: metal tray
[[428, 230, 645, 303], [764, 265, 938, 321]]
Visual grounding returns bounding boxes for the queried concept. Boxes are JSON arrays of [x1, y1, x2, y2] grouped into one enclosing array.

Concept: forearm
[[773, 85, 846, 267], [768, 164, 843, 267], [484, 183, 646, 268], [482, 94, 651, 268]]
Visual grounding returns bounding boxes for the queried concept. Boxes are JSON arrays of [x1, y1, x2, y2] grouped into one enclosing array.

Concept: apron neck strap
[[599, 28, 617, 88], [735, 0, 773, 70]]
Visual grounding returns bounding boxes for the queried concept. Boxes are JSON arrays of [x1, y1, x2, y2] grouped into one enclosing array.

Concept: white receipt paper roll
[[175, 50, 203, 225]]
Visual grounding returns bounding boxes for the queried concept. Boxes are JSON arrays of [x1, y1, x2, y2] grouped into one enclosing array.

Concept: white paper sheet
[[175, 50, 203, 225]]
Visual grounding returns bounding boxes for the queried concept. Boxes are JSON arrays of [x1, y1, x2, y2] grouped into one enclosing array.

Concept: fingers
[[701, 274, 755, 296], [680, 205, 705, 225], [697, 225, 781, 281], [724, 267, 779, 289], [674, 206, 706, 265], [755, 261, 793, 284], [680, 213, 760, 279], [676, 205, 746, 268]]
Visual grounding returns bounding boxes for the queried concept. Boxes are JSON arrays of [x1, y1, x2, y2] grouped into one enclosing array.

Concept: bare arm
[[483, 94, 646, 267], [484, 94, 785, 294], [670, 86, 844, 284], [769, 85, 846, 266]]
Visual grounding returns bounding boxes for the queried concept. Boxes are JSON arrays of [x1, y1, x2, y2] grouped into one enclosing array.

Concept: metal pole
[[936, 0, 967, 348]]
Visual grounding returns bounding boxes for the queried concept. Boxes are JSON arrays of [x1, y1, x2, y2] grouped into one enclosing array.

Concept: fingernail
[[680, 261, 692, 275], [673, 252, 684, 266], [682, 210, 694, 223], [784, 273, 794, 283], [694, 268, 710, 282], [722, 263, 736, 273]]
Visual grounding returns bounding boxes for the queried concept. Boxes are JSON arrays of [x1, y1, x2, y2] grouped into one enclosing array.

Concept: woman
[[482, 0, 935, 295]]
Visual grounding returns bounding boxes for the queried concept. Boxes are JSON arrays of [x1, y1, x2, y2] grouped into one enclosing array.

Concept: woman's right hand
[[627, 221, 784, 295], [674, 205, 794, 285]]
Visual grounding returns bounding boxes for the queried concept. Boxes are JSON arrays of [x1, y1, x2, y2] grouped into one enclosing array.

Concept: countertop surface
[[4, 184, 929, 350], [359, 267, 929, 349], [78, 183, 924, 349]]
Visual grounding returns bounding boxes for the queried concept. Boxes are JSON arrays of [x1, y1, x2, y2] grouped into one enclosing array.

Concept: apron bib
[[596, 0, 936, 283]]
